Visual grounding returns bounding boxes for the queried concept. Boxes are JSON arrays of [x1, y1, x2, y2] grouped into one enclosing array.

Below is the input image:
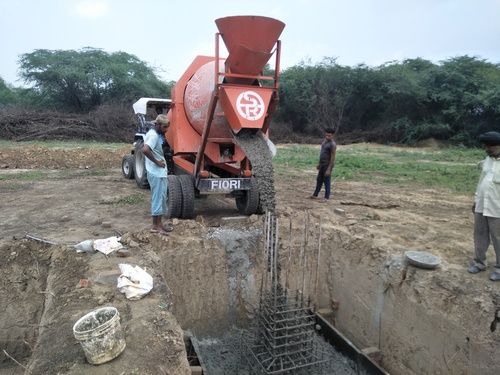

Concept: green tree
[[426, 56, 500, 143], [278, 59, 358, 134], [278, 59, 384, 136], [18, 48, 171, 112], [0, 77, 18, 107]]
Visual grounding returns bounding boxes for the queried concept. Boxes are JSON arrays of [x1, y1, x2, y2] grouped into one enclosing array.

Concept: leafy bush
[[405, 123, 453, 144]]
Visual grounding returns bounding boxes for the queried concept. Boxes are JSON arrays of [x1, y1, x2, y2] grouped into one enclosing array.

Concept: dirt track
[[0, 143, 499, 374], [0, 144, 484, 267]]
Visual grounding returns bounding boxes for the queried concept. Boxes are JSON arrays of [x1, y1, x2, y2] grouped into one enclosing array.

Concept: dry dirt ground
[[0, 143, 499, 374]]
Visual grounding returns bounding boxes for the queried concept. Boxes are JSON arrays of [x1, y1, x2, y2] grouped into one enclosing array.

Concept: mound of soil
[[0, 144, 130, 169]]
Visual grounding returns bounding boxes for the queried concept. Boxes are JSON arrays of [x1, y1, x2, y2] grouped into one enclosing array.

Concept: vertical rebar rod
[[274, 217, 279, 287], [263, 212, 270, 294], [300, 211, 309, 304], [305, 210, 309, 248], [269, 215, 276, 310], [267, 212, 273, 293], [259, 267, 264, 309], [302, 251, 308, 304], [314, 218, 322, 309], [285, 218, 292, 292], [297, 211, 306, 299]]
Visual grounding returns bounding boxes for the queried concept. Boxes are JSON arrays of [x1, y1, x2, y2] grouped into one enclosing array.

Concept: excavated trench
[[153, 213, 500, 375], [1, 213, 499, 374]]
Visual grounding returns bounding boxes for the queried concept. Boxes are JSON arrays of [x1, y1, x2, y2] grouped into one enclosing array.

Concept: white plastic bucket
[[73, 306, 126, 365]]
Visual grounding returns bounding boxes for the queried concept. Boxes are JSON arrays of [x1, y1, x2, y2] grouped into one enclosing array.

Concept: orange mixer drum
[[183, 60, 233, 139]]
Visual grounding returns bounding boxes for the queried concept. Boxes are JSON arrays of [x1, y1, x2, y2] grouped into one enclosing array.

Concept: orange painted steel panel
[[219, 86, 274, 133], [215, 16, 285, 75], [173, 156, 195, 175], [225, 45, 272, 76]]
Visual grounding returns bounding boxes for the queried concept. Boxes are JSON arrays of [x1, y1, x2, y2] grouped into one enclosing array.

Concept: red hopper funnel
[[215, 16, 285, 75]]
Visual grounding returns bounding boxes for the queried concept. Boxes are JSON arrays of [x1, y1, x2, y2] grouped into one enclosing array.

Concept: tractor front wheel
[[134, 140, 149, 189], [167, 175, 182, 219], [178, 175, 195, 219], [121, 155, 135, 179]]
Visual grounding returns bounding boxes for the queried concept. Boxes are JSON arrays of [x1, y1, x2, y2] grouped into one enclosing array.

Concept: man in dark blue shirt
[[310, 128, 336, 201]]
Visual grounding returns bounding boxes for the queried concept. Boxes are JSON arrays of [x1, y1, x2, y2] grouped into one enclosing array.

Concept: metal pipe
[[25, 233, 58, 245]]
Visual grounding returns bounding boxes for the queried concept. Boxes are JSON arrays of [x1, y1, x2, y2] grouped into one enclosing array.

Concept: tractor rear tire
[[236, 178, 260, 215], [167, 175, 182, 219], [134, 140, 149, 189], [178, 175, 195, 219], [122, 155, 135, 179]]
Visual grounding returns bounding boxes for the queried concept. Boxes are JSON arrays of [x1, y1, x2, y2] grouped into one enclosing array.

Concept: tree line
[[1, 48, 499, 146], [277, 56, 500, 145], [0, 48, 174, 112]]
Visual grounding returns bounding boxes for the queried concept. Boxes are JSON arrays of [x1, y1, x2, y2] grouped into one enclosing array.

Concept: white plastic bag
[[93, 236, 123, 255], [117, 264, 153, 300], [74, 240, 95, 253]]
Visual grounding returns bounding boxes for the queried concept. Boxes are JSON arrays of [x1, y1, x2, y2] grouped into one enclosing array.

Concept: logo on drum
[[236, 91, 265, 121]]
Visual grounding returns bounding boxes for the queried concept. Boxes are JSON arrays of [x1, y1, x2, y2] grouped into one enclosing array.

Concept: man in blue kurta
[[142, 114, 172, 235]]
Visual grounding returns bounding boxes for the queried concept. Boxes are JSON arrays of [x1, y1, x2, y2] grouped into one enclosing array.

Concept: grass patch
[[345, 143, 483, 163], [274, 143, 483, 194], [99, 194, 145, 205], [0, 182, 33, 191], [0, 171, 46, 181], [0, 139, 128, 150], [73, 169, 110, 177], [274, 145, 318, 177]]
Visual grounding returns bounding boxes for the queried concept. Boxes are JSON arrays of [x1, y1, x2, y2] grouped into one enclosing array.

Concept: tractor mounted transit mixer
[[123, 15, 285, 219]]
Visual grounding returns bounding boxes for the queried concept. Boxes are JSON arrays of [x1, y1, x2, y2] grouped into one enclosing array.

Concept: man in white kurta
[[469, 131, 500, 281]]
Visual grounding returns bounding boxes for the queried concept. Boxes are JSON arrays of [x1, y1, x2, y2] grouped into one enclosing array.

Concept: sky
[[1, 0, 499, 87]]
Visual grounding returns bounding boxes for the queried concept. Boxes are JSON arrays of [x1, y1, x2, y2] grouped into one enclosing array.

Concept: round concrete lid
[[405, 250, 441, 269]]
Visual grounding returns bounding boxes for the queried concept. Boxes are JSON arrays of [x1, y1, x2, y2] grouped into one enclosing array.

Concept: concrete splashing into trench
[[207, 227, 261, 325]]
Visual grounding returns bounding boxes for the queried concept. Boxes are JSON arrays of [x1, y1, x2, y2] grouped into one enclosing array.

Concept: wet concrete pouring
[[236, 131, 276, 212]]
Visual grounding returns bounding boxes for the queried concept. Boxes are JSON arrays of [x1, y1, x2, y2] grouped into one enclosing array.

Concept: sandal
[[150, 228, 169, 236], [162, 224, 174, 232]]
